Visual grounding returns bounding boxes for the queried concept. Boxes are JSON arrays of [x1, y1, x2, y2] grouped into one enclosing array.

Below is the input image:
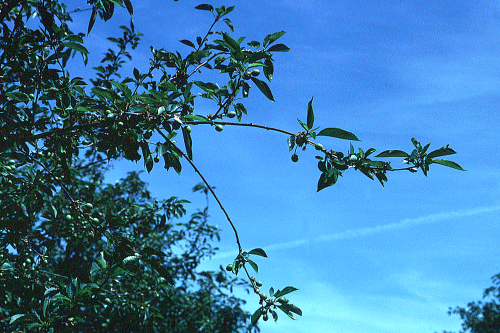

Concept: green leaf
[[195, 4, 214, 11], [64, 34, 83, 43], [375, 172, 388, 186], [9, 314, 25, 324], [123, 0, 133, 15], [273, 286, 299, 298], [306, 97, 315, 129], [287, 135, 295, 152], [222, 32, 240, 52], [365, 148, 377, 157], [148, 260, 174, 285], [92, 86, 115, 101], [1, 262, 14, 271], [421, 142, 431, 154], [411, 137, 420, 149], [251, 307, 264, 325], [263, 57, 274, 81], [297, 118, 309, 132], [110, 80, 132, 98], [250, 77, 274, 101], [317, 169, 338, 191], [280, 303, 302, 316], [375, 150, 409, 158], [133, 67, 140, 80], [180, 39, 196, 48], [247, 259, 258, 273], [264, 31, 286, 47], [433, 159, 466, 171], [248, 248, 268, 257], [63, 42, 89, 54], [182, 114, 209, 122], [317, 128, 360, 141], [267, 43, 290, 52], [52, 294, 72, 303], [182, 126, 193, 160], [223, 18, 234, 32], [427, 145, 457, 159], [140, 142, 153, 173], [88, 7, 97, 34]]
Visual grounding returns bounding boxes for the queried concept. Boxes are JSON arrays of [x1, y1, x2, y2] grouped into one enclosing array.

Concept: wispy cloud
[[215, 205, 500, 259]]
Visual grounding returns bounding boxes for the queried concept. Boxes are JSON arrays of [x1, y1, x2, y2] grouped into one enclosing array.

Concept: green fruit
[[278, 297, 289, 304], [260, 293, 267, 300], [243, 71, 251, 80], [117, 121, 124, 127], [65, 214, 72, 221], [215, 124, 224, 132], [172, 117, 183, 130], [8, 160, 15, 165], [154, 156, 160, 163], [255, 280, 263, 287], [185, 125, 191, 133], [251, 69, 260, 77], [83, 203, 93, 210], [226, 264, 233, 271], [143, 130, 153, 139], [227, 111, 236, 118], [315, 143, 323, 150], [263, 313, 269, 321], [349, 154, 358, 162], [291, 154, 299, 162], [25, 258, 31, 264]]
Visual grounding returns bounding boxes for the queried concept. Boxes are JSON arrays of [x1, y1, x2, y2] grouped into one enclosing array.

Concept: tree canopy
[[443, 274, 500, 333], [0, 0, 464, 331]]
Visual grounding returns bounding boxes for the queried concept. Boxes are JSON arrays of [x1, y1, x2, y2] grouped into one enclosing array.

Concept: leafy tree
[[0, 0, 464, 331], [443, 274, 500, 333], [1, 167, 255, 332]]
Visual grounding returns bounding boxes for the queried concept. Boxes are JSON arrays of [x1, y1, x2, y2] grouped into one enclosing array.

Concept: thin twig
[[186, 51, 227, 79], [155, 127, 243, 253]]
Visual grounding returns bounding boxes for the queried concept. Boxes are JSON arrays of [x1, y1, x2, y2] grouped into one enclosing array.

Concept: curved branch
[[155, 127, 243, 254]]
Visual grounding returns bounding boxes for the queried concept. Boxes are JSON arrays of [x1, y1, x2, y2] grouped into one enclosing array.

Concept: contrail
[[214, 205, 500, 259]]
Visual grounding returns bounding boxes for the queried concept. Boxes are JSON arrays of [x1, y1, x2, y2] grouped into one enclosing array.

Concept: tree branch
[[155, 127, 243, 254]]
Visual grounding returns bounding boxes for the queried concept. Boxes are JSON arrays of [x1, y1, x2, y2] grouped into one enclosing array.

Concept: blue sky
[[67, 0, 500, 332]]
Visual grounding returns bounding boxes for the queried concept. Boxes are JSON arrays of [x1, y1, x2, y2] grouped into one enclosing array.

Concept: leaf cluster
[[287, 98, 464, 191]]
